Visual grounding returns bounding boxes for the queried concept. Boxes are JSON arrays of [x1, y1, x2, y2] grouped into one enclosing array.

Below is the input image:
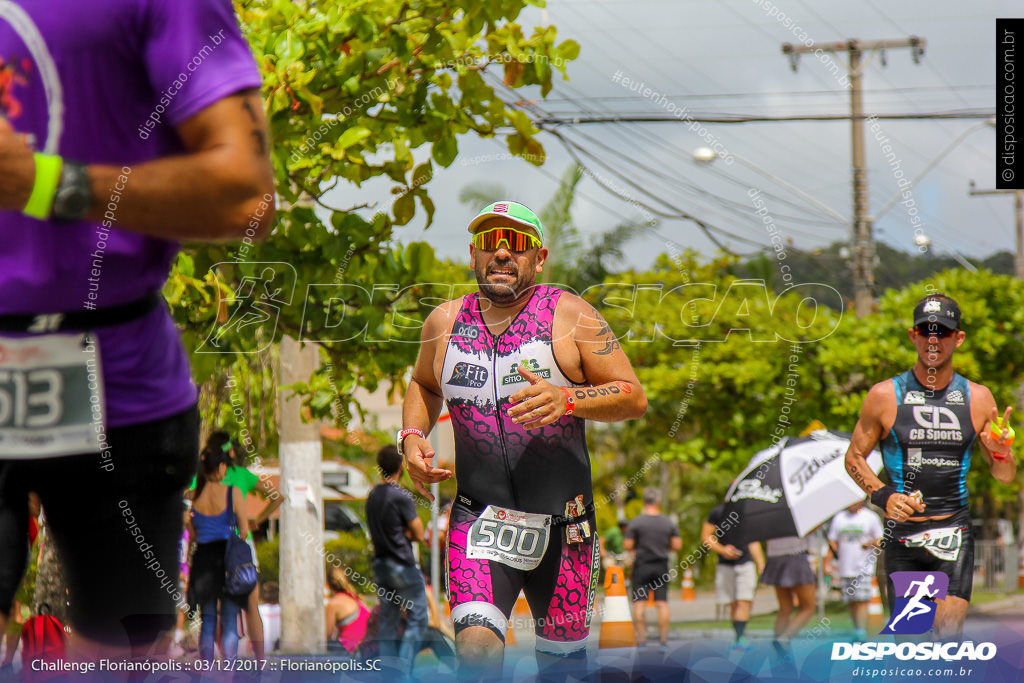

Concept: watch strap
[[560, 387, 575, 416], [397, 427, 425, 455], [52, 159, 92, 222]]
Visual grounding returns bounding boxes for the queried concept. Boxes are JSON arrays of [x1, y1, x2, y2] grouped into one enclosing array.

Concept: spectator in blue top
[[187, 445, 249, 661]]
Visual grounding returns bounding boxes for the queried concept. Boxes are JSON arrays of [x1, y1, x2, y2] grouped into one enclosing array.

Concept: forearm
[[83, 154, 274, 241], [569, 380, 646, 422], [702, 534, 725, 556], [403, 378, 445, 431], [845, 453, 884, 495], [991, 456, 1016, 483], [256, 497, 282, 525], [750, 543, 765, 568]]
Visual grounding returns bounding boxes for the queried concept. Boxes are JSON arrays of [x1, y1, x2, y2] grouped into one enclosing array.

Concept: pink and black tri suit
[[441, 285, 601, 657]]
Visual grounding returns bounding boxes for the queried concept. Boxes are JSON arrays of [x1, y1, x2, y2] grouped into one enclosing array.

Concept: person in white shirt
[[828, 501, 884, 641]]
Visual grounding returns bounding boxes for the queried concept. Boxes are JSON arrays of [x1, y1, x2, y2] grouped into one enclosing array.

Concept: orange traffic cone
[[681, 567, 696, 602], [867, 576, 885, 633], [505, 592, 530, 647], [599, 565, 636, 649]]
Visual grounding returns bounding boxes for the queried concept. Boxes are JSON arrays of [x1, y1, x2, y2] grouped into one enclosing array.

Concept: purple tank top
[[439, 286, 591, 516]]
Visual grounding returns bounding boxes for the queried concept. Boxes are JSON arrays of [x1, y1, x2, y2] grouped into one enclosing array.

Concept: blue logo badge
[[881, 571, 948, 635]]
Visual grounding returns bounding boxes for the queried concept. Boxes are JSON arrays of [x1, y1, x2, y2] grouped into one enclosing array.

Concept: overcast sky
[[331, 0, 1013, 274]]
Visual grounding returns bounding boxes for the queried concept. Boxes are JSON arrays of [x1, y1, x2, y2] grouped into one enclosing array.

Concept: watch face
[[60, 192, 90, 216], [53, 163, 92, 220]]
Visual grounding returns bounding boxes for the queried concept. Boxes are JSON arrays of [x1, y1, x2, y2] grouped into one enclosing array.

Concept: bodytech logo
[[909, 405, 963, 442]]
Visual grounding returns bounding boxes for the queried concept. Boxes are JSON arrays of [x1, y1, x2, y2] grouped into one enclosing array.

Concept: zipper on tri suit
[[491, 343, 519, 509]]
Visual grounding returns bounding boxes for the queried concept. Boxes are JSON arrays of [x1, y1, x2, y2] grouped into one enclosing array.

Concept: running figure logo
[[881, 571, 949, 634], [199, 262, 296, 354]]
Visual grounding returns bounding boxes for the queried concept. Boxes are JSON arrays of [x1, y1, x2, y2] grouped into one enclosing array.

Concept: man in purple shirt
[[0, 0, 273, 658]]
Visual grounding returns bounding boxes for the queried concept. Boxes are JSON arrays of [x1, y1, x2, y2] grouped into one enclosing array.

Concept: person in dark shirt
[[703, 503, 764, 650], [366, 445, 427, 673], [623, 489, 680, 651]]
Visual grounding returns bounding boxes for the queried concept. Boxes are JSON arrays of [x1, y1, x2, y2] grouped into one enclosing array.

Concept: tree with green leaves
[[166, 0, 580, 435], [592, 251, 843, 552], [590, 259, 1024, 573]]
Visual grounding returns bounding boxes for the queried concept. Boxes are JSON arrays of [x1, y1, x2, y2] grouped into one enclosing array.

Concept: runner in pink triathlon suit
[[402, 201, 647, 676]]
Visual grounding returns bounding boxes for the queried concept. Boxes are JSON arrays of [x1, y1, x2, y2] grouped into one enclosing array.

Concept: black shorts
[[632, 561, 670, 602], [0, 406, 198, 647], [883, 507, 974, 607]]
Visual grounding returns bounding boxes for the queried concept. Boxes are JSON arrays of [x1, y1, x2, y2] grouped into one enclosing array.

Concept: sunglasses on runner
[[914, 324, 957, 338], [472, 227, 541, 252]]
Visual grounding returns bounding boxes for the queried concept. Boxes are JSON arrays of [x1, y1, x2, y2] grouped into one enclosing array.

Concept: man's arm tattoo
[[242, 98, 267, 154], [848, 461, 874, 492], [589, 307, 622, 356]]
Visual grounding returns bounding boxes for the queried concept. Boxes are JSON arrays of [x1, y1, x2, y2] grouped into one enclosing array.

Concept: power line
[[539, 84, 992, 104], [534, 111, 994, 125]]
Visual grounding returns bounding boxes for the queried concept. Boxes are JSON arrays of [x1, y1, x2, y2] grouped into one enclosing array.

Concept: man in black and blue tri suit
[[844, 293, 1015, 637]]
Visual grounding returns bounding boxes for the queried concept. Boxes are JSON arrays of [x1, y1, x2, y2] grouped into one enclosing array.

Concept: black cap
[[913, 297, 961, 330]]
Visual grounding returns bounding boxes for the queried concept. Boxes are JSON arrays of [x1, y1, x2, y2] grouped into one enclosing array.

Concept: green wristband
[[23, 153, 63, 219]]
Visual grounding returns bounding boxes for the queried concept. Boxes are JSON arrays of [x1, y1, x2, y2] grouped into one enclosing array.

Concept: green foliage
[[256, 537, 281, 585], [602, 251, 842, 476], [591, 260, 1024, 552], [15, 540, 40, 608], [324, 533, 374, 594], [167, 0, 579, 435]]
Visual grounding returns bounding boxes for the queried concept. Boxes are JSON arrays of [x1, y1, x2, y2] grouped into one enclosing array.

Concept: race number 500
[[0, 369, 64, 428], [471, 519, 544, 558]]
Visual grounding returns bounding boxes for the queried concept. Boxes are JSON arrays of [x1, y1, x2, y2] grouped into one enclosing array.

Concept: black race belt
[[0, 293, 162, 333], [456, 491, 594, 528]]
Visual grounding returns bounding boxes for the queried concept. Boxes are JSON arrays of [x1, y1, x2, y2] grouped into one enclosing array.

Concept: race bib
[[0, 334, 105, 458], [467, 505, 551, 570], [902, 526, 963, 562]]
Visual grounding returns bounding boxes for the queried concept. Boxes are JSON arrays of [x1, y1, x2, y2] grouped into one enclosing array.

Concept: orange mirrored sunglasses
[[472, 227, 541, 252]]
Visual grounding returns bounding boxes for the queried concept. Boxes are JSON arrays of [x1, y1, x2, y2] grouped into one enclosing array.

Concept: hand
[[885, 492, 925, 521], [248, 519, 261, 532], [403, 435, 452, 500], [981, 405, 1015, 461], [0, 116, 37, 211], [506, 366, 568, 429], [720, 544, 742, 560]]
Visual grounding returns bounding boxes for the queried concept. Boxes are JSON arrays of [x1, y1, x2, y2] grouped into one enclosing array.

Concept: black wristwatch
[[51, 160, 92, 222]]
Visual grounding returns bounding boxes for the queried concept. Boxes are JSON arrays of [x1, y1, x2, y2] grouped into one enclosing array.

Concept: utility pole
[[278, 336, 325, 653], [782, 37, 926, 318], [968, 182, 1024, 278]]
